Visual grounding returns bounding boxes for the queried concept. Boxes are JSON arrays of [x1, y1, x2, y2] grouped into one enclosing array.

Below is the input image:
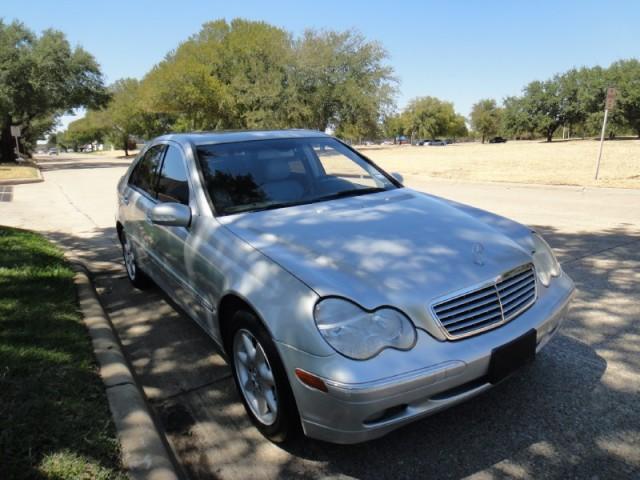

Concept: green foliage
[[0, 20, 108, 161], [501, 61, 639, 141], [608, 59, 640, 137], [294, 29, 396, 139], [470, 99, 501, 142], [501, 96, 534, 138], [62, 110, 108, 150], [382, 113, 407, 139], [60, 19, 396, 144], [402, 96, 466, 140]]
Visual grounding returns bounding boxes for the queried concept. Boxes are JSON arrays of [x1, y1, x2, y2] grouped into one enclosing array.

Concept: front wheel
[[227, 310, 300, 443], [120, 230, 151, 289]]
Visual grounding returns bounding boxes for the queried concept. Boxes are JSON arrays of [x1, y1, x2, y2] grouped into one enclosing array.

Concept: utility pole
[[595, 87, 617, 180]]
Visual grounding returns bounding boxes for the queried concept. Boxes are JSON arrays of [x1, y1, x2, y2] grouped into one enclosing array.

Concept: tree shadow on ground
[[38, 223, 640, 479], [38, 160, 132, 172]]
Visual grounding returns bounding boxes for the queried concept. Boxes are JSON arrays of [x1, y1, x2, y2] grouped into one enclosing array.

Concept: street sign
[[605, 87, 617, 111], [10, 125, 21, 137]]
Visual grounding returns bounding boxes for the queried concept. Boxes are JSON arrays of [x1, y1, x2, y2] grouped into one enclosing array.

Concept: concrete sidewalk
[[1, 154, 639, 479]]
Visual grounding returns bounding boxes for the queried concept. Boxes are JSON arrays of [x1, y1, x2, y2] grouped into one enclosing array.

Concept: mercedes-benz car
[[116, 130, 575, 444]]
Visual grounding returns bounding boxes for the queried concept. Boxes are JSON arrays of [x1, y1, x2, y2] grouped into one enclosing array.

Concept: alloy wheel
[[233, 329, 278, 425]]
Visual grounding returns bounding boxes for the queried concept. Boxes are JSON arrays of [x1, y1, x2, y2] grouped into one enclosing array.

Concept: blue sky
[[2, 0, 639, 129]]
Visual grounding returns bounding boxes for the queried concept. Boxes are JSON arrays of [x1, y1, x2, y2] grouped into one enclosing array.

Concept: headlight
[[314, 298, 416, 360], [531, 232, 561, 287]]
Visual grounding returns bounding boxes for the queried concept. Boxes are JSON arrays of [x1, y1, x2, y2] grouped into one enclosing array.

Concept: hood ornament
[[472, 242, 485, 266]]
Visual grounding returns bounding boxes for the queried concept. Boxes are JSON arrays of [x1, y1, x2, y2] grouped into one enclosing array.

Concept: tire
[[120, 230, 151, 289], [226, 310, 300, 443]]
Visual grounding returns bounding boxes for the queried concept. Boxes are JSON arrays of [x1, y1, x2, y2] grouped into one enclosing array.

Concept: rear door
[[121, 144, 166, 272]]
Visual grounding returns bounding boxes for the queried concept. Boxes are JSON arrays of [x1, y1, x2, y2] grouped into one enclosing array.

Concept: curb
[[71, 262, 181, 480], [0, 176, 43, 186]]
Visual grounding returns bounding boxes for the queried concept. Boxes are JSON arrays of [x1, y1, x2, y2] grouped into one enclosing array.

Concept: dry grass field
[[0, 163, 39, 180], [358, 139, 640, 189]]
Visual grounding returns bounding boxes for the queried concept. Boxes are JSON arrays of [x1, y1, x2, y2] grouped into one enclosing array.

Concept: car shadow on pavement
[[41, 224, 640, 479]]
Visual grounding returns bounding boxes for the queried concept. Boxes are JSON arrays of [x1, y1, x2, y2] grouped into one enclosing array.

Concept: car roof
[[154, 129, 329, 147]]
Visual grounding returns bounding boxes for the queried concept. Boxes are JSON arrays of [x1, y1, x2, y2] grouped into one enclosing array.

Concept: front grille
[[432, 264, 537, 339]]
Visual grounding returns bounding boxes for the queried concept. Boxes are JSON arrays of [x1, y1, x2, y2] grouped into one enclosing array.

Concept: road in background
[[2, 153, 639, 479]]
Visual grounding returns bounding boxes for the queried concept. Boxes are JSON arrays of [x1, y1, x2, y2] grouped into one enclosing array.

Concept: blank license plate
[[488, 329, 537, 384]]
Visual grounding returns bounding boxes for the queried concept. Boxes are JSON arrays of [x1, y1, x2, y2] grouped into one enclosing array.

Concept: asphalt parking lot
[[2, 154, 639, 479]]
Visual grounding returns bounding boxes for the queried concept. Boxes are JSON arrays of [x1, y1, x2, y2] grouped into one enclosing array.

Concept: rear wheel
[[227, 310, 300, 443], [120, 230, 151, 289]]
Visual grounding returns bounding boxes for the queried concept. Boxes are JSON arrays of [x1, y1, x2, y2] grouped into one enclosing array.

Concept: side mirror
[[391, 172, 404, 184], [148, 202, 191, 228]]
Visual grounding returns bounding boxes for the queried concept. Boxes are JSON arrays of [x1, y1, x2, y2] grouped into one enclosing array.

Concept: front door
[[122, 144, 166, 273], [152, 143, 207, 324]]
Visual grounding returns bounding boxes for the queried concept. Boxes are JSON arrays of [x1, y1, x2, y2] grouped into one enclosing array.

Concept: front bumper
[[277, 273, 575, 444]]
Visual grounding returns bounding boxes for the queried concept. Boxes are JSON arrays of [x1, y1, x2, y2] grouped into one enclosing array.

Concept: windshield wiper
[[222, 187, 389, 215], [313, 187, 388, 203], [223, 199, 309, 215]]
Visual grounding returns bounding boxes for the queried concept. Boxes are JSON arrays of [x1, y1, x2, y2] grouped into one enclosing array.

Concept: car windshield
[[196, 137, 398, 215]]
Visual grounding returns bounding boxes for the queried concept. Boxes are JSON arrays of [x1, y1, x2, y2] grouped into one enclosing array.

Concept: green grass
[[0, 227, 125, 479]]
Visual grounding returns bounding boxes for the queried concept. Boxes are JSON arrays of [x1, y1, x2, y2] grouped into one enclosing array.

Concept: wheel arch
[[218, 292, 272, 356]]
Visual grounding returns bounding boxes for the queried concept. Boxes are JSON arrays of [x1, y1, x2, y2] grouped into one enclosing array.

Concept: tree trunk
[[481, 134, 485, 144], [546, 129, 554, 142], [1, 117, 16, 163], [123, 138, 129, 157]]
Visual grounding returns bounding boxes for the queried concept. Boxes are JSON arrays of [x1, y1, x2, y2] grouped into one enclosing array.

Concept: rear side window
[[156, 145, 190, 205], [129, 145, 165, 195]]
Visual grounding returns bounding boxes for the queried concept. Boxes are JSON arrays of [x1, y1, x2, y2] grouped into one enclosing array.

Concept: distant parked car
[[428, 139, 447, 146], [489, 136, 507, 143], [47, 148, 58, 155]]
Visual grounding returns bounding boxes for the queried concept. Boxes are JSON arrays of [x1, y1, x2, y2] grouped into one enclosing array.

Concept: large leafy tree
[[138, 20, 396, 139], [293, 29, 396, 139], [100, 78, 145, 155], [141, 19, 294, 131], [0, 20, 108, 161], [501, 96, 534, 138], [402, 96, 465, 141], [609, 59, 640, 137], [470, 98, 501, 142], [60, 111, 108, 151]]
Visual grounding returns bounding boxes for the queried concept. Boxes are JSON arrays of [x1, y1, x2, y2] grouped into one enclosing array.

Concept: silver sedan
[[116, 130, 575, 444]]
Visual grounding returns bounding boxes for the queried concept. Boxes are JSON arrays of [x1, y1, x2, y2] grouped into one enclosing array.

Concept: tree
[[609, 59, 640, 137], [470, 99, 501, 143], [0, 20, 108, 161], [139, 20, 396, 138], [403, 96, 462, 141], [62, 111, 108, 151], [501, 96, 533, 138], [100, 78, 145, 156], [141, 19, 294, 131], [292, 29, 396, 138], [382, 113, 406, 141]]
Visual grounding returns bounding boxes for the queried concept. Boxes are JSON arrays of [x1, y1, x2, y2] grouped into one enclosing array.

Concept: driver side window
[[156, 145, 190, 205]]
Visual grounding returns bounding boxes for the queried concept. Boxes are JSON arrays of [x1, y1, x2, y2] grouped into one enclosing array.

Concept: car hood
[[219, 188, 533, 335]]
